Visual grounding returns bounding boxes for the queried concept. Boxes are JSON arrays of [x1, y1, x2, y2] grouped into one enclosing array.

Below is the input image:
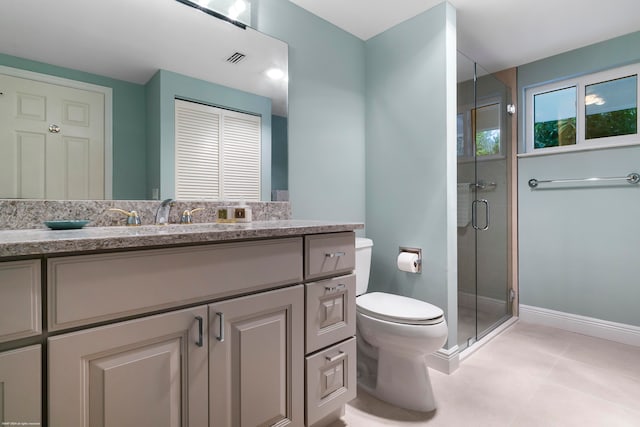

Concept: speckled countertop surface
[[0, 220, 364, 257]]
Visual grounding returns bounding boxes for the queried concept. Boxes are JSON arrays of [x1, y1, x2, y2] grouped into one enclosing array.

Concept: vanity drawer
[[48, 237, 302, 331], [305, 337, 356, 426], [0, 260, 41, 343], [305, 274, 356, 354], [305, 232, 355, 280]]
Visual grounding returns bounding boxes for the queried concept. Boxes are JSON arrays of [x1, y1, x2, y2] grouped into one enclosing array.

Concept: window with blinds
[[175, 99, 261, 200]]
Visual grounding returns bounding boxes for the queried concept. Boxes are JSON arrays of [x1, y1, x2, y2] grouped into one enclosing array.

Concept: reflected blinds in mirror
[[175, 99, 260, 200], [221, 113, 261, 200], [175, 100, 220, 200]]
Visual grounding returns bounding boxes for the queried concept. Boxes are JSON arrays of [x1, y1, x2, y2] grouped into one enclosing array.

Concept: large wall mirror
[[0, 0, 287, 201]]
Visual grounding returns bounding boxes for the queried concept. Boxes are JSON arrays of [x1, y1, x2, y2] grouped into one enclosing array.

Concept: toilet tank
[[355, 237, 373, 295]]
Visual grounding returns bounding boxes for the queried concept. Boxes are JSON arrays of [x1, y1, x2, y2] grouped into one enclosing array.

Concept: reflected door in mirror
[[0, 73, 105, 199]]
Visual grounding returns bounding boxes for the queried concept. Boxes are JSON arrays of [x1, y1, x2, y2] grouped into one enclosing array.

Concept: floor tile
[[511, 383, 640, 427], [562, 332, 640, 381], [344, 321, 640, 427], [547, 357, 640, 412]]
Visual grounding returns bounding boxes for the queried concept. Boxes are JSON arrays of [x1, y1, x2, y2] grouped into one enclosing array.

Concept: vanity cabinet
[[0, 227, 359, 427], [303, 233, 357, 426], [209, 285, 304, 426], [0, 345, 41, 425], [48, 306, 209, 427]]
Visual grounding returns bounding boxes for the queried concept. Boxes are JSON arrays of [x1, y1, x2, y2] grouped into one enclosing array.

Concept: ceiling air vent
[[226, 52, 246, 64]]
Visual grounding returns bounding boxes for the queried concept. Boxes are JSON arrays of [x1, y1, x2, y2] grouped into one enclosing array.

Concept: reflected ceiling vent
[[226, 52, 246, 64]]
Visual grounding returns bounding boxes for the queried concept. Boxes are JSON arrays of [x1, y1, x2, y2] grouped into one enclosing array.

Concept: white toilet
[[355, 237, 448, 412]]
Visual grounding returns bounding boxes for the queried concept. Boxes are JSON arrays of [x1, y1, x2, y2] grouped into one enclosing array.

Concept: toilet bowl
[[355, 237, 448, 412]]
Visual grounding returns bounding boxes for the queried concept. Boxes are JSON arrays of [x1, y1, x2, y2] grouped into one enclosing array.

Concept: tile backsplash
[[0, 200, 291, 230]]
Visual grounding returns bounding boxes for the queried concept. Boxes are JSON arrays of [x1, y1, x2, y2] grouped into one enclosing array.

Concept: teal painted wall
[[365, 3, 458, 347], [518, 31, 640, 326], [254, 0, 366, 222], [272, 114, 288, 191], [0, 53, 147, 199], [147, 69, 272, 200], [145, 72, 161, 199]]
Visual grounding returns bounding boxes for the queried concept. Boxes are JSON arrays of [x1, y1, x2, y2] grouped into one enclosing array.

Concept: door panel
[[209, 285, 304, 427], [456, 52, 512, 350], [88, 340, 182, 427], [49, 306, 208, 427], [474, 64, 511, 339], [0, 73, 105, 199], [0, 345, 41, 425]]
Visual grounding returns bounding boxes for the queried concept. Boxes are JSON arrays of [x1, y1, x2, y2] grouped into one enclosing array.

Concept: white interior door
[[0, 73, 105, 199]]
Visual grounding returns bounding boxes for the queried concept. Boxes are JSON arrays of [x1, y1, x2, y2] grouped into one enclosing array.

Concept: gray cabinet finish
[[49, 306, 209, 427], [210, 285, 304, 426], [0, 345, 41, 425], [48, 238, 302, 330], [0, 260, 41, 343], [0, 229, 357, 427]]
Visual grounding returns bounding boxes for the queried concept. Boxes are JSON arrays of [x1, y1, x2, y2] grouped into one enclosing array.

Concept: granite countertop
[[0, 220, 364, 257]]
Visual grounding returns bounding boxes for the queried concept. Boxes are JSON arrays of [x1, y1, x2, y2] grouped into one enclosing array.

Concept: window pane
[[533, 87, 576, 148], [475, 103, 500, 156], [585, 75, 637, 139]]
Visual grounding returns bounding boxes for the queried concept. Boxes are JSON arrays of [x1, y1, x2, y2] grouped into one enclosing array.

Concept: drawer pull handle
[[325, 351, 346, 363], [325, 251, 346, 258], [195, 316, 204, 347], [324, 284, 346, 293], [216, 312, 225, 342]]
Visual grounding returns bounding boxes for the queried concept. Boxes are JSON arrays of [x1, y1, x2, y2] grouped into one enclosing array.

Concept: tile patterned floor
[[338, 321, 640, 426]]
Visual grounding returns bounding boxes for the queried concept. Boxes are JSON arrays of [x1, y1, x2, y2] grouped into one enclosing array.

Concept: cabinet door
[[0, 345, 41, 425], [49, 306, 208, 427], [210, 285, 304, 427], [0, 259, 41, 343]]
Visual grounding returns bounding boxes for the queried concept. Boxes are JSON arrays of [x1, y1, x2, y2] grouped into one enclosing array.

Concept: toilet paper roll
[[397, 252, 420, 273]]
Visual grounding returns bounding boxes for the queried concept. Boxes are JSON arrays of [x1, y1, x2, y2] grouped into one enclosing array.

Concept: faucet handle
[[180, 208, 204, 224], [109, 208, 142, 226]]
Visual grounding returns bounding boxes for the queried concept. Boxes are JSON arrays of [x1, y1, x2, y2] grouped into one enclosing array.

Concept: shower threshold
[[459, 315, 518, 361]]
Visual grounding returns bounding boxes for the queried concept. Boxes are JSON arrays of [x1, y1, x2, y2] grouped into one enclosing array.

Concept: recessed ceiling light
[[228, 0, 247, 20], [266, 68, 285, 80]]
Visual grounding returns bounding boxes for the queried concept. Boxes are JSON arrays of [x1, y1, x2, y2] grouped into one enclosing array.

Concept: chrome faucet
[[155, 199, 174, 225]]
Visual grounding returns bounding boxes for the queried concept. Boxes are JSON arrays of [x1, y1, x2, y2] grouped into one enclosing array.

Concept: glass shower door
[[457, 53, 512, 350], [473, 63, 511, 342]]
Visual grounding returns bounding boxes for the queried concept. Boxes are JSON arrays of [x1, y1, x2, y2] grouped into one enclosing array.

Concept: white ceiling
[[289, 0, 640, 73], [0, 0, 289, 115]]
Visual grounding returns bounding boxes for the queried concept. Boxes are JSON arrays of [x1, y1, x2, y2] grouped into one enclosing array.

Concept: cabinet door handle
[[325, 351, 346, 363], [324, 283, 346, 293], [195, 316, 203, 347], [325, 251, 346, 258], [215, 312, 225, 342]]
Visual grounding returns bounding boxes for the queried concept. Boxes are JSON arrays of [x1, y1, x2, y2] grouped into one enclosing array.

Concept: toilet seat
[[356, 292, 444, 325]]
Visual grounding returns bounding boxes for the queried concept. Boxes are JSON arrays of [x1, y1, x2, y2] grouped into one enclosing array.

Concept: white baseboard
[[426, 345, 460, 374], [519, 305, 640, 347]]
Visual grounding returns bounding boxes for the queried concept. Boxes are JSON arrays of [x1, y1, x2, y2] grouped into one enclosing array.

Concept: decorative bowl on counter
[[44, 220, 90, 230]]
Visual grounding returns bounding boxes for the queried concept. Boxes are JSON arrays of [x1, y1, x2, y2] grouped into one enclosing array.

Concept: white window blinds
[[175, 99, 261, 200]]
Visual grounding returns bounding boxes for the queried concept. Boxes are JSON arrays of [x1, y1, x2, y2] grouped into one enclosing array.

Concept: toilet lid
[[356, 292, 444, 325]]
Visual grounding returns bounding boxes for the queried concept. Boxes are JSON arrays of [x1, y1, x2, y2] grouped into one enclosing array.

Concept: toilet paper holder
[[398, 246, 422, 273]]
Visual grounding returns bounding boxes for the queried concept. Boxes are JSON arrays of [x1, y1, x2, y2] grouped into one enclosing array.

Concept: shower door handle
[[471, 199, 489, 231]]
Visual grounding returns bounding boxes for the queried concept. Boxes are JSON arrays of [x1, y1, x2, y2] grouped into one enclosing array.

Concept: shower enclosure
[[456, 52, 514, 350]]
